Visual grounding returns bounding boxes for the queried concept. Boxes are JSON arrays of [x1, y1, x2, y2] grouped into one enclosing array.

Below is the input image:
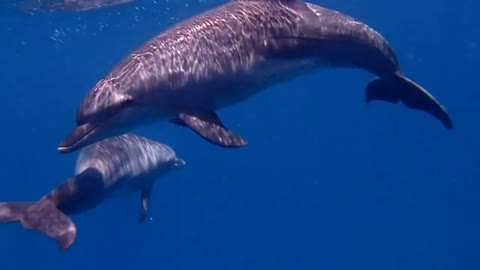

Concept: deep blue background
[[0, 0, 478, 269]]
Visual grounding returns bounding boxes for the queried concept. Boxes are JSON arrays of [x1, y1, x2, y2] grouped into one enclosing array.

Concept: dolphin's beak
[[58, 122, 98, 154]]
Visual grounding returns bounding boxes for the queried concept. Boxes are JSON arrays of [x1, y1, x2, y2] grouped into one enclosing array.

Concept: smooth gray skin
[[58, 0, 452, 154], [0, 134, 185, 250]]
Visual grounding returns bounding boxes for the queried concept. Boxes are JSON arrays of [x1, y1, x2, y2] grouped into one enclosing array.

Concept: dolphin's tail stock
[[0, 199, 77, 250], [365, 73, 453, 129]]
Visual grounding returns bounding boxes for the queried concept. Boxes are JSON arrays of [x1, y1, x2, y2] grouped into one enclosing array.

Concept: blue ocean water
[[0, 0, 478, 269]]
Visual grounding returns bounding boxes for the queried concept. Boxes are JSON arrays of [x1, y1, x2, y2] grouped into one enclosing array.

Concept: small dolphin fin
[[138, 185, 152, 222], [171, 110, 248, 148], [0, 199, 77, 250], [365, 74, 453, 129]]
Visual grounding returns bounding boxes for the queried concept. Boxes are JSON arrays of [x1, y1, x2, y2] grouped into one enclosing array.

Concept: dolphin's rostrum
[[0, 134, 185, 250], [58, 0, 453, 154]]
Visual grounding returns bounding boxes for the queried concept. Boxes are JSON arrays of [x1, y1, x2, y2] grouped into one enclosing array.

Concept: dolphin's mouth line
[[58, 121, 103, 153], [58, 102, 144, 154]]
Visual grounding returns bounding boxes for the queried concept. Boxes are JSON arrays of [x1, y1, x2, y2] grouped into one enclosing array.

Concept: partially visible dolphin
[[0, 134, 185, 250], [58, 0, 453, 154], [14, 0, 135, 13]]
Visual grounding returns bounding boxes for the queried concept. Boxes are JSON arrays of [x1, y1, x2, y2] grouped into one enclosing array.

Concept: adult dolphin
[[0, 134, 185, 250], [58, 0, 453, 154]]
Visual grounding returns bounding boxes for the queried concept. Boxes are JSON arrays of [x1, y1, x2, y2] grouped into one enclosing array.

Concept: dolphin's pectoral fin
[[366, 74, 453, 129], [172, 110, 248, 148], [138, 184, 152, 222]]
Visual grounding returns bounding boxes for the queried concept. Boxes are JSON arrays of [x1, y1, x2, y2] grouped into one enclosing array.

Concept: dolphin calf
[[0, 134, 185, 250], [58, 0, 453, 154]]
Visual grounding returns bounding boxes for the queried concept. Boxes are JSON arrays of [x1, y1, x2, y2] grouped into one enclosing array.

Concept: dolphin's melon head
[[58, 78, 135, 154], [76, 78, 133, 126]]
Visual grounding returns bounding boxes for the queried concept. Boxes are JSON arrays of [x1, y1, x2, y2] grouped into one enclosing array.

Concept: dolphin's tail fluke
[[0, 199, 77, 250], [365, 74, 453, 129]]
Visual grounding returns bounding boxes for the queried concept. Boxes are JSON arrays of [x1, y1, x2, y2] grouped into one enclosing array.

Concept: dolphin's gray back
[[106, 0, 304, 90], [75, 134, 178, 187], [77, 0, 401, 122], [76, 0, 309, 122]]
